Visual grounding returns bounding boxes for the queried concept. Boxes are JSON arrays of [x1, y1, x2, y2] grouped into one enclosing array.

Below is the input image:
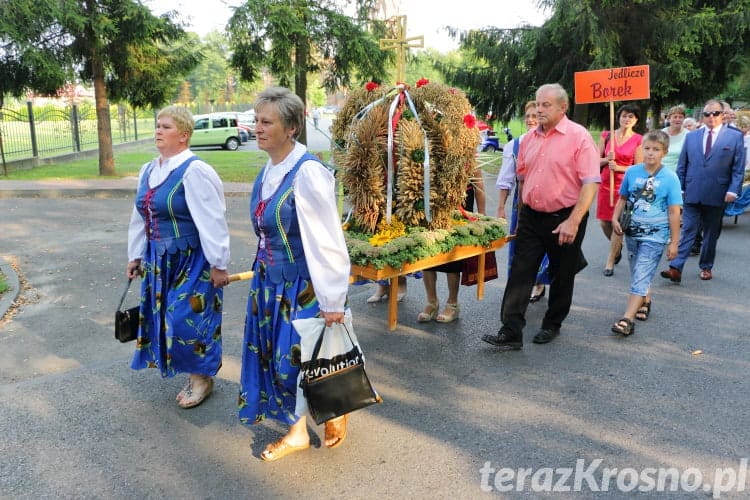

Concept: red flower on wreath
[[463, 114, 477, 129], [365, 82, 379, 92], [416, 78, 429, 88]]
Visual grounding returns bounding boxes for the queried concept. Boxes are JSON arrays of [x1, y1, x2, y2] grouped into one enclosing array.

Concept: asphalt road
[[1, 175, 749, 498]]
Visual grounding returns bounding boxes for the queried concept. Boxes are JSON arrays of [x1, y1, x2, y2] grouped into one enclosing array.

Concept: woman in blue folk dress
[[238, 87, 351, 461], [127, 105, 230, 409]]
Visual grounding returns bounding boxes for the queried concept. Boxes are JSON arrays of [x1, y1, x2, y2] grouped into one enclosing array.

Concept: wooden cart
[[350, 236, 509, 330]]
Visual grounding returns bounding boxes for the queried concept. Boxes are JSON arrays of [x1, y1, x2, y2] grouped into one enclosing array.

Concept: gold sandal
[[417, 301, 439, 322], [324, 414, 349, 449], [260, 438, 310, 461], [436, 303, 460, 323]]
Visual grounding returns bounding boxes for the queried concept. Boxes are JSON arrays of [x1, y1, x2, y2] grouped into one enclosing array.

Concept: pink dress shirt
[[517, 115, 601, 213]]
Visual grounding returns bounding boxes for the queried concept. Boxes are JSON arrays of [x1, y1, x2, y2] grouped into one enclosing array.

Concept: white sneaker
[[366, 292, 387, 303]]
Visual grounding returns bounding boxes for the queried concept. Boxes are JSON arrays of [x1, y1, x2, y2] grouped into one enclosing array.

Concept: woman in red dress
[[597, 103, 643, 276]]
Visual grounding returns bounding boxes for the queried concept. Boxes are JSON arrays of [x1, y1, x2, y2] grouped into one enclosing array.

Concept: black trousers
[[500, 205, 588, 338]]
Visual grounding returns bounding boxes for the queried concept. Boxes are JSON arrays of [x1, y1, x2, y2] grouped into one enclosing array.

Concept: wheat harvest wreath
[[331, 79, 507, 270]]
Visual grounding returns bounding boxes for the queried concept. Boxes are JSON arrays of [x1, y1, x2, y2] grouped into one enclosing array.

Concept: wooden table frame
[[350, 237, 509, 330]]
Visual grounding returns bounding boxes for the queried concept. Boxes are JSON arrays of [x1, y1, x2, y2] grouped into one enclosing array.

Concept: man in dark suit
[[661, 99, 745, 282]]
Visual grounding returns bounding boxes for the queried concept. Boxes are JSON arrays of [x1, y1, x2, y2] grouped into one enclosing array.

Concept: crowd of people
[[124, 83, 747, 461], [483, 92, 745, 342]]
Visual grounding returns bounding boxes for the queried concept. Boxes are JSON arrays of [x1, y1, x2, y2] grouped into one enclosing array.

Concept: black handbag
[[115, 278, 140, 343], [618, 166, 662, 235], [300, 323, 380, 425], [618, 200, 634, 234]]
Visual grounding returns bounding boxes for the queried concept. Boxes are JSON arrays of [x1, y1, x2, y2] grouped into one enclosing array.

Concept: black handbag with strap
[[618, 167, 663, 235], [300, 322, 380, 425], [115, 278, 140, 343]]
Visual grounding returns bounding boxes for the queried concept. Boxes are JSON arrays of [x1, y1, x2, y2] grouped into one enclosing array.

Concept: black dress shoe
[[532, 328, 560, 344], [529, 286, 546, 303], [481, 329, 522, 350]]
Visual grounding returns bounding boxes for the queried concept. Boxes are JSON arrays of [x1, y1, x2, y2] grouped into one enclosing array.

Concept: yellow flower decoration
[[368, 216, 406, 247]]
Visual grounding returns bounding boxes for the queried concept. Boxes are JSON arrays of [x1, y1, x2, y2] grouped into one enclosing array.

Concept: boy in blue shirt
[[611, 130, 683, 335]]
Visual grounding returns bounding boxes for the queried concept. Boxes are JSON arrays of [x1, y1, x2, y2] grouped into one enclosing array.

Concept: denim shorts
[[625, 237, 666, 296]]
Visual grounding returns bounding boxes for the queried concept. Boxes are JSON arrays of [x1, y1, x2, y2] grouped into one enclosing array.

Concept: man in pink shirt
[[482, 83, 600, 349]]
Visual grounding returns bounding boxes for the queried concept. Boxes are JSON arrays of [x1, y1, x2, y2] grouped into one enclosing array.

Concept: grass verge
[[1, 145, 338, 183], [2, 142, 498, 183]]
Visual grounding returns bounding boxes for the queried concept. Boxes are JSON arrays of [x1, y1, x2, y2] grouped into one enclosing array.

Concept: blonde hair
[[643, 130, 670, 152], [667, 105, 686, 118], [157, 105, 194, 137]]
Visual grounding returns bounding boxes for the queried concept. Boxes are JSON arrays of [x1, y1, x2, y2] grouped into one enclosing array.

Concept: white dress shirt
[[703, 124, 723, 155], [495, 133, 528, 190]]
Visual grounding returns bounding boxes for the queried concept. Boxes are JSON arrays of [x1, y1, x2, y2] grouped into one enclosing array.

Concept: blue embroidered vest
[[250, 153, 318, 283], [136, 156, 200, 256]]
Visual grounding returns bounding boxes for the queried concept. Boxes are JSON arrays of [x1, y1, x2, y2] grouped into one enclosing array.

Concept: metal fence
[[0, 102, 157, 164]]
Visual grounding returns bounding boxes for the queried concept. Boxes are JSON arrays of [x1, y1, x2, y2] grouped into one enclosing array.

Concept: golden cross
[[379, 15, 424, 83]]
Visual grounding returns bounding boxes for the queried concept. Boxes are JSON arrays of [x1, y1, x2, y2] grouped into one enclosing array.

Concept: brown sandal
[[635, 301, 651, 321], [611, 318, 635, 336], [324, 414, 349, 449]]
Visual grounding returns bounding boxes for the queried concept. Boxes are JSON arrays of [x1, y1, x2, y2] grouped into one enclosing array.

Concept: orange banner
[[574, 65, 650, 104]]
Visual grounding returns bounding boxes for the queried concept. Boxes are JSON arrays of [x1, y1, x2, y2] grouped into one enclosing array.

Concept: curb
[[0, 189, 137, 199], [0, 257, 21, 320]]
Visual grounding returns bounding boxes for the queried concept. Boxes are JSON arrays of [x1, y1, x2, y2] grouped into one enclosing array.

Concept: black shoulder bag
[[300, 322, 380, 424], [618, 167, 662, 235]]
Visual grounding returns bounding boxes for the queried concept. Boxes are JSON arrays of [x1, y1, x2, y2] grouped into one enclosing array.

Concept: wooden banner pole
[[609, 100, 615, 207]]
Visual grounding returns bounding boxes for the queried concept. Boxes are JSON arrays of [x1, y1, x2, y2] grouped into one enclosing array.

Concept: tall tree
[[440, 0, 750, 127], [0, 0, 75, 107], [70, 1, 201, 175], [226, 0, 390, 145], [1, 0, 200, 175], [184, 30, 263, 112]]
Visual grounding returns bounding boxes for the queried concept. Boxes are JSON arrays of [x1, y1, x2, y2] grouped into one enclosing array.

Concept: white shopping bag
[[292, 310, 368, 417]]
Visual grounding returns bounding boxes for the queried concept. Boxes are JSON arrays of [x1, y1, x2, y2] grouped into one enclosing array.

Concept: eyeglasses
[[703, 111, 723, 117]]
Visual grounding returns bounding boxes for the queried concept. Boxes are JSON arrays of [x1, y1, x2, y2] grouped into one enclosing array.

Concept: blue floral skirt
[[131, 246, 223, 378], [238, 254, 320, 426]]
